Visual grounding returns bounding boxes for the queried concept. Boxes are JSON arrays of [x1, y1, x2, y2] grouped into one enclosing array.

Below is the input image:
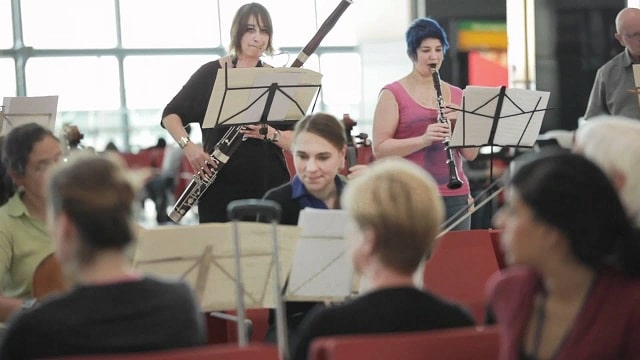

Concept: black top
[[162, 59, 291, 222], [291, 287, 475, 360], [0, 277, 207, 360]]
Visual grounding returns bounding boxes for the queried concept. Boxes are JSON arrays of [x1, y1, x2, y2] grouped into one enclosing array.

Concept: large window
[[2, 0, 359, 151], [0, 59, 16, 97], [119, 0, 220, 49], [21, 0, 117, 49], [0, 1, 12, 49]]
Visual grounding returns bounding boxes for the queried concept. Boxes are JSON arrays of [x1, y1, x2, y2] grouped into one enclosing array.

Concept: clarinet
[[429, 64, 463, 190], [168, 0, 354, 223]]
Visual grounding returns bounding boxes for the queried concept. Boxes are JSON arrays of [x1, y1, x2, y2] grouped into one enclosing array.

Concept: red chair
[[224, 308, 271, 343], [488, 229, 507, 269], [309, 326, 500, 360], [423, 230, 502, 323], [56, 343, 278, 360]]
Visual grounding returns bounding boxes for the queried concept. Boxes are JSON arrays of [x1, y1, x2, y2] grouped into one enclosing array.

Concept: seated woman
[[0, 123, 62, 321], [0, 154, 207, 359], [291, 157, 475, 360], [262, 112, 356, 343], [486, 151, 640, 360]]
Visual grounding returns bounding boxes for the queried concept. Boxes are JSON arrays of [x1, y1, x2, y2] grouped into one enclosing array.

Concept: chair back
[[423, 230, 501, 322], [52, 343, 278, 360], [309, 326, 500, 360]]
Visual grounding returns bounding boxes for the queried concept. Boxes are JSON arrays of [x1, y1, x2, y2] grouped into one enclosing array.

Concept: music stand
[[1, 96, 59, 136], [285, 208, 358, 302], [202, 66, 323, 133], [133, 222, 299, 312], [446, 85, 551, 227], [630, 64, 640, 113]]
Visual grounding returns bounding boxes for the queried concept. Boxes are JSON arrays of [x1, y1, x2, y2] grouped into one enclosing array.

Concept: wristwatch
[[177, 136, 191, 149], [22, 297, 37, 311], [271, 129, 281, 143]]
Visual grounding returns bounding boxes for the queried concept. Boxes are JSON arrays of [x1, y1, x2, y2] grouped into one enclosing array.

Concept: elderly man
[[585, 8, 640, 119], [573, 115, 640, 227]]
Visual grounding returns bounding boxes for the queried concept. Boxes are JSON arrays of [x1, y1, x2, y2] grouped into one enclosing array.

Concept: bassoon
[[169, 0, 354, 223]]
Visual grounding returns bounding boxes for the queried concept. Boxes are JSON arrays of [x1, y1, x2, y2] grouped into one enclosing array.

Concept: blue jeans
[[443, 195, 471, 231]]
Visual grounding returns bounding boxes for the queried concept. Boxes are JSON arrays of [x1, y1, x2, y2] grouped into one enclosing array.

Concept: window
[[21, 0, 117, 49], [119, 0, 220, 49], [319, 53, 361, 117], [0, 59, 16, 97], [26, 56, 120, 110], [8, 0, 360, 151], [0, 1, 12, 49], [26, 56, 121, 145]]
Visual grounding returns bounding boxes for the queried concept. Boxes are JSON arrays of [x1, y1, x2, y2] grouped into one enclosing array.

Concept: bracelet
[[271, 129, 281, 143], [177, 136, 191, 149]]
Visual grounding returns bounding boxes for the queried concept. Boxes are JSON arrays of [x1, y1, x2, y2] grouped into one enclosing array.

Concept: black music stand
[[444, 85, 551, 230], [202, 64, 323, 135]]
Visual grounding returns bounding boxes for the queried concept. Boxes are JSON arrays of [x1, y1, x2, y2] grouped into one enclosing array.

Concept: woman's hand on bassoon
[[184, 142, 216, 177]]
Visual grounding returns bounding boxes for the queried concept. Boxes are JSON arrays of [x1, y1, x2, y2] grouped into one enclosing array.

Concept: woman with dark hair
[[0, 136, 15, 206], [161, 2, 293, 223], [0, 154, 206, 359], [372, 17, 478, 231], [0, 123, 61, 321], [486, 151, 640, 360]]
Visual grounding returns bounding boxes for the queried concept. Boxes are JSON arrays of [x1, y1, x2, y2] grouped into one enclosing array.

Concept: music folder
[[285, 208, 358, 302], [202, 66, 322, 129], [632, 64, 640, 109], [450, 86, 550, 148], [1, 95, 59, 136], [133, 222, 299, 311]]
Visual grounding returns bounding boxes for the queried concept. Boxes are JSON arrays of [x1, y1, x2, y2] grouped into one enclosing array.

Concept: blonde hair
[[575, 115, 640, 226], [341, 157, 444, 274]]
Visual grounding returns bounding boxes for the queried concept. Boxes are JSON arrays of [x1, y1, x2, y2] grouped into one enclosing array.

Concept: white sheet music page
[[1, 96, 59, 136], [452, 86, 550, 147], [286, 208, 355, 302], [633, 64, 640, 109]]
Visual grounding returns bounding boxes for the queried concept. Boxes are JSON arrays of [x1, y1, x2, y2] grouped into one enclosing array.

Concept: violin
[[61, 123, 87, 155], [342, 114, 373, 171], [342, 114, 358, 168], [31, 253, 70, 300]]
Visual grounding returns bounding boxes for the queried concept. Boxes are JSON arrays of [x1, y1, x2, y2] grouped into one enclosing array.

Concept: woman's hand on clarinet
[[423, 122, 451, 146], [184, 142, 216, 177], [443, 102, 459, 119]]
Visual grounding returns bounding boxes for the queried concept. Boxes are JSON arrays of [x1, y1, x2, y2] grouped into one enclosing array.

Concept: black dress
[[162, 59, 291, 223]]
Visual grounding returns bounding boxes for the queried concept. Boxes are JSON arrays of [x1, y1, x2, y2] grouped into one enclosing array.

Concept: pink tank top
[[383, 81, 470, 197]]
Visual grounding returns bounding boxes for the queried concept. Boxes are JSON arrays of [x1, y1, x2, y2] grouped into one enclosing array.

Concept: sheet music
[[1, 96, 59, 136], [633, 64, 640, 109], [203, 67, 322, 128], [285, 208, 356, 301], [133, 222, 299, 311], [451, 86, 550, 147]]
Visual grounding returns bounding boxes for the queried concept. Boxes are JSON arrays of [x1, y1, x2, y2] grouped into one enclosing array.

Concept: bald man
[[585, 8, 640, 120]]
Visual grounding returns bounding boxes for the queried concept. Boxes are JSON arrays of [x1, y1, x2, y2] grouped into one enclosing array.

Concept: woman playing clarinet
[[372, 17, 478, 231]]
